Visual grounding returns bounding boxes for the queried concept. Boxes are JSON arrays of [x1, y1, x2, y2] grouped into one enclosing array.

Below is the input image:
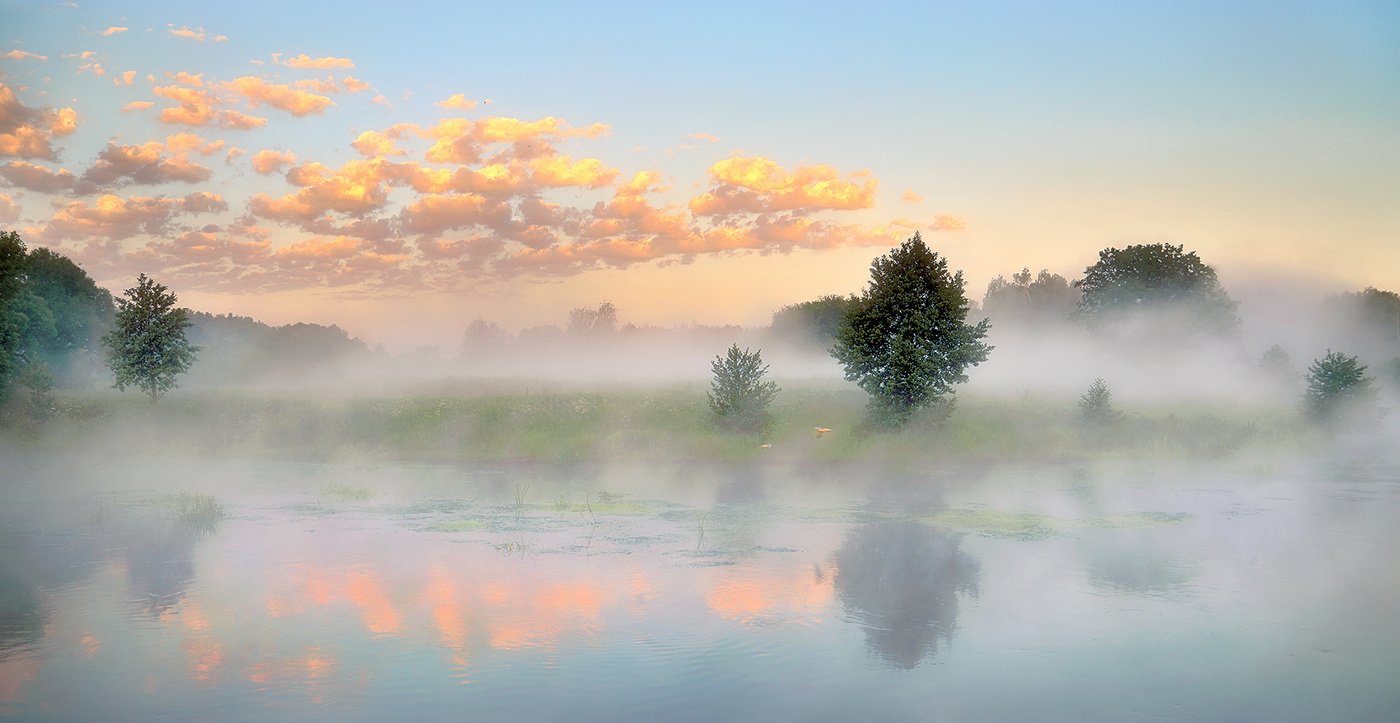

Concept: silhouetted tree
[[1074, 243, 1239, 337], [1078, 377, 1124, 426], [708, 344, 779, 434], [460, 317, 511, 357], [102, 274, 200, 404], [832, 233, 991, 427], [982, 267, 1079, 325], [23, 248, 114, 375], [567, 301, 618, 337], [771, 294, 853, 348], [1303, 350, 1380, 425]]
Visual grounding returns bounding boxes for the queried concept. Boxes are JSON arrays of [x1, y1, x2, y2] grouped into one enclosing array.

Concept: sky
[[1, 0, 1397, 350]]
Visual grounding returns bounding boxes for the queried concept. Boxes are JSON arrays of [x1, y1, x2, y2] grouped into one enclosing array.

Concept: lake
[[1, 452, 1397, 721]]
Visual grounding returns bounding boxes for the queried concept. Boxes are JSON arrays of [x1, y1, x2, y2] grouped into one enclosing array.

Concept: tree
[[0, 230, 48, 401], [982, 267, 1080, 326], [832, 232, 991, 427], [708, 344, 779, 434], [771, 294, 853, 347], [1078, 377, 1124, 426], [1074, 243, 1239, 337], [102, 274, 200, 404], [1303, 350, 1379, 425], [23, 247, 114, 380], [567, 301, 618, 337]]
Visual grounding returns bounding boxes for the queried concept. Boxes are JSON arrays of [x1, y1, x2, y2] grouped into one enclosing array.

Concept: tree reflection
[[120, 522, 200, 616], [833, 521, 980, 669]]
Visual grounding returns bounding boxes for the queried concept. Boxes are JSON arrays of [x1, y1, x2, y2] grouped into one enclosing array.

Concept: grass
[[320, 483, 374, 502], [0, 384, 1310, 466]]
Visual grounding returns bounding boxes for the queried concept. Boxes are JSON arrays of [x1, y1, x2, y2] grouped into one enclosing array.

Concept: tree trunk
[[147, 376, 158, 405]]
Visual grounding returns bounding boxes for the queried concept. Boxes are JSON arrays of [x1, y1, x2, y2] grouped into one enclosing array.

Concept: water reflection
[[117, 521, 201, 616], [832, 521, 980, 669]]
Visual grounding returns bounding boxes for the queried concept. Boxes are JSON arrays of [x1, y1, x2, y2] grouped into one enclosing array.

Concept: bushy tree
[[0, 231, 49, 400], [1078, 377, 1124, 426], [1074, 243, 1239, 337], [982, 268, 1080, 326], [771, 294, 853, 347], [102, 274, 200, 404], [832, 232, 991, 427], [1303, 350, 1379, 425], [708, 344, 779, 434], [567, 301, 618, 337]]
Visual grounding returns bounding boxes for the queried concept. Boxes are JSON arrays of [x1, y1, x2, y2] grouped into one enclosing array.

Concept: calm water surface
[[1, 454, 1397, 721]]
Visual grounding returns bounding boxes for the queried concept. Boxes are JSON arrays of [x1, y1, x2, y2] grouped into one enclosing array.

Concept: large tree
[[102, 274, 200, 404], [1074, 243, 1239, 337], [0, 231, 54, 401], [832, 232, 991, 427], [24, 247, 114, 376], [982, 267, 1080, 326], [771, 294, 853, 348]]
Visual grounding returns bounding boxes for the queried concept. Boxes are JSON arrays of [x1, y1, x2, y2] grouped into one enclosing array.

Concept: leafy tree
[[102, 274, 200, 404], [23, 247, 114, 378], [0, 230, 49, 400], [771, 294, 853, 347], [832, 232, 991, 427], [982, 268, 1080, 326], [567, 301, 618, 337], [708, 344, 779, 434], [460, 318, 511, 356], [1258, 343, 1296, 385], [1074, 243, 1239, 337], [1303, 350, 1379, 425], [1078, 377, 1124, 426]]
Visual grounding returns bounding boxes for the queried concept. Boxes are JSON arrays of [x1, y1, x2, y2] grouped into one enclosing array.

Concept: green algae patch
[[922, 509, 1063, 541], [923, 509, 1196, 540], [320, 483, 374, 502], [429, 519, 494, 533]]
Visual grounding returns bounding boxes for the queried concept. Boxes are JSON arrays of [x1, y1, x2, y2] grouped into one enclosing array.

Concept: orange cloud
[[280, 54, 354, 70], [901, 190, 923, 203], [102, 26, 128, 36], [250, 149, 297, 174], [341, 77, 370, 93], [226, 76, 334, 117], [0, 193, 18, 222], [122, 100, 154, 112], [687, 133, 719, 142], [276, 235, 362, 261], [2, 50, 47, 61], [689, 155, 877, 215], [398, 192, 511, 236], [78, 140, 213, 189], [151, 83, 267, 129], [435, 94, 477, 110], [47, 194, 180, 239], [250, 158, 407, 223], [169, 26, 226, 42], [418, 116, 610, 165], [350, 124, 416, 157], [0, 83, 80, 161], [529, 155, 618, 189], [114, 70, 137, 86], [1, 160, 76, 192]]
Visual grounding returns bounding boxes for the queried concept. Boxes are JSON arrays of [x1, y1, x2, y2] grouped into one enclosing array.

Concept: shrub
[[1303, 350, 1380, 425], [708, 344, 779, 434]]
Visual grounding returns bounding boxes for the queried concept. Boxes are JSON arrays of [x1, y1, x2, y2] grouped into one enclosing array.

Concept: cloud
[[76, 140, 213, 189], [528, 155, 618, 189], [418, 115, 611, 165], [46, 194, 181, 240], [226, 76, 334, 117], [225, 146, 245, 163], [295, 77, 340, 94], [350, 124, 415, 157], [901, 189, 923, 203], [397, 192, 512, 236], [251, 149, 297, 174], [341, 76, 370, 93], [436, 94, 477, 110], [2, 50, 48, 61], [122, 100, 154, 112], [113, 70, 137, 86], [177, 191, 227, 213], [249, 158, 408, 224], [102, 27, 128, 36], [169, 26, 227, 42], [0, 83, 81, 161], [151, 83, 266, 129], [0, 193, 18, 222], [688, 155, 877, 215], [279, 54, 354, 70], [0, 160, 76, 192], [77, 62, 105, 77], [687, 133, 719, 142]]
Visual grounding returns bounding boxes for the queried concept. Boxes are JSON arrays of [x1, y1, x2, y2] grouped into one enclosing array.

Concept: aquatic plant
[[165, 492, 227, 534]]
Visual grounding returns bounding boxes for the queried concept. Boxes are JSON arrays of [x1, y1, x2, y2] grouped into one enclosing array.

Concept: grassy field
[[0, 382, 1311, 465]]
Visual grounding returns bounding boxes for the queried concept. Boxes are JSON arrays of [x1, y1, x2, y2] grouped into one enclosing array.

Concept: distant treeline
[[3, 229, 1399, 400]]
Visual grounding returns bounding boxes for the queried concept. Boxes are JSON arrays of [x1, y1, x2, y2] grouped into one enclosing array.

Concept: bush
[[1079, 377, 1124, 426], [707, 344, 779, 435], [1303, 350, 1380, 425]]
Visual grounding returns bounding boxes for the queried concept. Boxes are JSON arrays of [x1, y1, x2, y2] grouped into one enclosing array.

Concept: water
[[1, 455, 1397, 721]]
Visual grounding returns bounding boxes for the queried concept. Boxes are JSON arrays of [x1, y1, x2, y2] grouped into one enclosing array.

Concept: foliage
[[184, 312, 370, 384], [1074, 243, 1239, 337], [771, 294, 853, 347], [102, 274, 201, 404], [1324, 287, 1400, 355], [707, 344, 779, 434], [982, 268, 1080, 326], [1078, 377, 1124, 426], [567, 301, 618, 337], [23, 248, 115, 375], [0, 231, 36, 399], [1258, 343, 1296, 384], [460, 318, 511, 357], [832, 232, 991, 427], [1303, 350, 1379, 424]]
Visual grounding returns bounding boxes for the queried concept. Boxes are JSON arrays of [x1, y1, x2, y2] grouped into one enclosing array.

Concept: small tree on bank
[[708, 344, 779, 434], [1079, 378, 1124, 426], [102, 274, 200, 404], [832, 232, 991, 428], [1303, 350, 1379, 425]]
